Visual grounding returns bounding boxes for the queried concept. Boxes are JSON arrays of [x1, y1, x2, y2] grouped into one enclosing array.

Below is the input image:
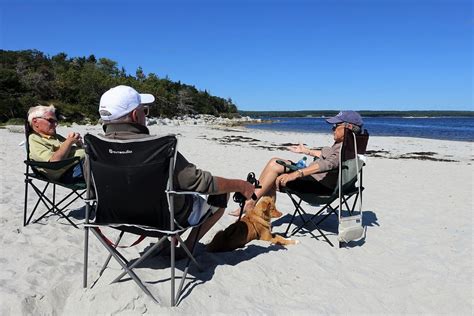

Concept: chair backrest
[[24, 119, 33, 160], [24, 119, 47, 178], [84, 134, 178, 230], [341, 128, 369, 161], [338, 129, 369, 192]]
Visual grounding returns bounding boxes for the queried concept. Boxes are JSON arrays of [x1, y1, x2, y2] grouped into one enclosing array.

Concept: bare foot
[[229, 199, 256, 217]]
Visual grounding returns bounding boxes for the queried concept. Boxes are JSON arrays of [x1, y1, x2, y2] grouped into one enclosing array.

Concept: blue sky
[[1, 0, 472, 111]]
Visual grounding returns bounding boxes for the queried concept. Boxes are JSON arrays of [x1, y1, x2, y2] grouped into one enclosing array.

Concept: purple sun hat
[[326, 111, 363, 126]]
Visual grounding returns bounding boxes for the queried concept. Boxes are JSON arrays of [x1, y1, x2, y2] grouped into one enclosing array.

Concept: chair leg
[[285, 195, 336, 247], [52, 184, 56, 214], [170, 235, 176, 307], [294, 210, 334, 246], [84, 225, 89, 288], [288, 197, 323, 237], [175, 225, 203, 305], [110, 236, 167, 284], [176, 234, 200, 269], [284, 194, 304, 237], [348, 193, 359, 215], [91, 228, 159, 304], [99, 232, 125, 278], [283, 211, 297, 237], [51, 189, 86, 227], [289, 207, 312, 236], [88, 225, 206, 306], [47, 188, 82, 228], [25, 177, 84, 228], [26, 182, 52, 225], [23, 179, 30, 226], [29, 182, 81, 228], [29, 182, 56, 222]]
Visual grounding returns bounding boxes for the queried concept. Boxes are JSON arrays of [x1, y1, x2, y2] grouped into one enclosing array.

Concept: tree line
[[0, 49, 239, 124]]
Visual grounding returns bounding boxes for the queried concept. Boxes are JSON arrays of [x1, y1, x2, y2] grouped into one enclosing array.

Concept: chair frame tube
[[82, 135, 210, 306]]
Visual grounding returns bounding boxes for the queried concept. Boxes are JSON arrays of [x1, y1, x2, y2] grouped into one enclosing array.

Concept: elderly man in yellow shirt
[[27, 105, 85, 182]]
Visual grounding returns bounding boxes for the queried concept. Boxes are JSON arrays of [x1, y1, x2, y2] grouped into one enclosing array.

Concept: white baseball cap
[[99, 85, 155, 121]]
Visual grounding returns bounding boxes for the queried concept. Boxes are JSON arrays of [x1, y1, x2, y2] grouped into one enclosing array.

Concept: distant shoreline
[[244, 116, 474, 143], [239, 110, 474, 118]]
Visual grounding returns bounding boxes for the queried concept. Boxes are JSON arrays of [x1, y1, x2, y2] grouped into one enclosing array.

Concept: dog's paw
[[283, 237, 300, 245]]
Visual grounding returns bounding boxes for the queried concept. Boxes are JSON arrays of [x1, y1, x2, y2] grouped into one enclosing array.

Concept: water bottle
[[295, 156, 307, 169]]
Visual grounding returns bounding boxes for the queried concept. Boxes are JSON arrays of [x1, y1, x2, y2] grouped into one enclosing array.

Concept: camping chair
[[280, 128, 369, 247], [83, 134, 213, 306], [23, 120, 86, 228]]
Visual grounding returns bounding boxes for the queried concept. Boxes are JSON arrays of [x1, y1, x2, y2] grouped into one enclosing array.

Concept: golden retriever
[[206, 196, 298, 252]]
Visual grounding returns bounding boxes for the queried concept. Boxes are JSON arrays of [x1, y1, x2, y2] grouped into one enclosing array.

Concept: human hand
[[66, 132, 83, 146], [240, 181, 256, 200], [287, 143, 307, 154], [275, 172, 299, 191]]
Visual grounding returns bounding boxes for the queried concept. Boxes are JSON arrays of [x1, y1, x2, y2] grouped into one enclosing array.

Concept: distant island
[[239, 110, 474, 118]]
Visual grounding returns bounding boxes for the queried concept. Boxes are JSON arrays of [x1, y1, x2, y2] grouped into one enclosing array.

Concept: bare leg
[[230, 158, 289, 215], [184, 208, 224, 249], [255, 157, 289, 199]]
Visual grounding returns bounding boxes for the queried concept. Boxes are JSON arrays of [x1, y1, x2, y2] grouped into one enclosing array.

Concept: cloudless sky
[[1, 0, 472, 111]]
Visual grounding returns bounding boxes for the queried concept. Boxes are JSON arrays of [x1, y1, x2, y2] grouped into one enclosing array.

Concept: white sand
[[0, 124, 472, 315]]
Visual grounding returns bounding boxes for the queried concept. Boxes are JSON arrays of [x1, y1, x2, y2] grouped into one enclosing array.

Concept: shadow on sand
[[110, 240, 288, 305], [271, 210, 379, 248], [91, 210, 379, 305]]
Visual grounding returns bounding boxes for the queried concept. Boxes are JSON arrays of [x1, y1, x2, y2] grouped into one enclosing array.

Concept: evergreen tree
[[0, 49, 240, 123]]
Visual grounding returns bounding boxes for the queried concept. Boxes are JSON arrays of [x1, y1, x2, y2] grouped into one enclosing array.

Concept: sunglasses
[[141, 105, 150, 116], [332, 123, 345, 131], [36, 117, 58, 125]]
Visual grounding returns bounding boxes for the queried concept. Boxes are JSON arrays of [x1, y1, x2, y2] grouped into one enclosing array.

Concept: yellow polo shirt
[[28, 133, 85, 181]]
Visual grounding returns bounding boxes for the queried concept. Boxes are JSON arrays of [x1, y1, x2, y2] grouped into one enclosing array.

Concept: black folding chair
[[23, 121, 85, 228], [83, 134, 213, 306], [280, 129, 369, 247]]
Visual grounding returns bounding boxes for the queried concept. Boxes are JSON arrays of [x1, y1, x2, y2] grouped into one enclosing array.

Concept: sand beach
[[0, 123, 472, 315]]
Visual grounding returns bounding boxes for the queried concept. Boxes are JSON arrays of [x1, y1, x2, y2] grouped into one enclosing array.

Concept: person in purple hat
[[230, 110, 363, 216]]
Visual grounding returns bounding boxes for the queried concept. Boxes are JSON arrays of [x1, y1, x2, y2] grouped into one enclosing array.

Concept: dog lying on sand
[[206, 196, 298, 252]]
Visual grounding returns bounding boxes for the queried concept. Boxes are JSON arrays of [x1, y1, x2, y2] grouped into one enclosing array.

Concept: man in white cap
[[230, 110, 364, 216], [98, 85, 255, 257]]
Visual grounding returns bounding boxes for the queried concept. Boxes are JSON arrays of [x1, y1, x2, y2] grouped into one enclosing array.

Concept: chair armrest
[[276, 159, 339, 174], [166, 190, 202, 196], [276, 160, 299, 171], [25, 156, 81, 170]]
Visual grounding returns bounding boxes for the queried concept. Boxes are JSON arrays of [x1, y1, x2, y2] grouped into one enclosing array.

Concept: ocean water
[[245, 116, 474, 142]]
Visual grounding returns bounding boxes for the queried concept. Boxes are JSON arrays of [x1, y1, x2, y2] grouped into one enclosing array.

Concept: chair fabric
[[83, 133, 212, 306], [23, 120, 85, 228], [281, 129, 369, 247]]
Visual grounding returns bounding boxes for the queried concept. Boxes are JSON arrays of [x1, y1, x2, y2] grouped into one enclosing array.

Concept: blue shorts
[[60, 162, 84, 183]]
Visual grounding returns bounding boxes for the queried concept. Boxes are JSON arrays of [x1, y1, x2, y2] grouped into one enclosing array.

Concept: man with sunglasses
[[27, 105, 85, 182], [230, 110, 364, 216], [98, 85, 255, 257]]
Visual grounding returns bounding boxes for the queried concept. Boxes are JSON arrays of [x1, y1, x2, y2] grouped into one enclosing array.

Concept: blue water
[[246, 117, 474, 142]]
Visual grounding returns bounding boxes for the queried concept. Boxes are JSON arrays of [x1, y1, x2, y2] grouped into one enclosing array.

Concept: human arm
[[275, 163, 322, 190], [174, 153, 254, 199], [276, 143, 341, 190], [50, 132, 83, 162], [214, 177, 255, 200], [287, 143, 321, 158]]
